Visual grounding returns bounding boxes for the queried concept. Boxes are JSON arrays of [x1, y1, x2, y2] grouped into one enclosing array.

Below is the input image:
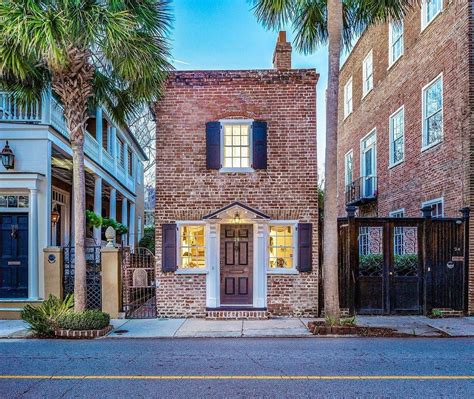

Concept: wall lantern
[[233, 212, 241, 224], [51, 207, 60, 225], [1, 141, 15, 170]]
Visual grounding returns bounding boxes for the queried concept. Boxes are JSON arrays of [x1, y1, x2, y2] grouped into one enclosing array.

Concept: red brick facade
[[337, 1, 472, 312], [154, 65, 319, 317]]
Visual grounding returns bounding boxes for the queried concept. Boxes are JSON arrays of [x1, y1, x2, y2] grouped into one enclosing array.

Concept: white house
[[0, 91, 146, 304]]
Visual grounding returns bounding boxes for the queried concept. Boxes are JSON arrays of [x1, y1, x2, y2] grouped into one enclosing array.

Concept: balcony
[[0, 91, 137, 194], [345, 175, 378, 206]]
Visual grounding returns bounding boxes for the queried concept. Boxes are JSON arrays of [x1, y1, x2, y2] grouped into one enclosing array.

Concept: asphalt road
[[0, 338, 472, 398]]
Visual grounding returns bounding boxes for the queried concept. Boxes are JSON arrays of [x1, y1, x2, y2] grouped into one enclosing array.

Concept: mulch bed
[[307, 321, 411, 337]]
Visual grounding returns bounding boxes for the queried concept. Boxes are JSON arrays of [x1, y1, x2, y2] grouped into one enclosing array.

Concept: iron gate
[[63, 245, 102, 309], [122, 247, 157, 318], [337, 208, 469, 315]]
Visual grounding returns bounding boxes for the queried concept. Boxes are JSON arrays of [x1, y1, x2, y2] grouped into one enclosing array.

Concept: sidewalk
[[1, 316, 472, 339]]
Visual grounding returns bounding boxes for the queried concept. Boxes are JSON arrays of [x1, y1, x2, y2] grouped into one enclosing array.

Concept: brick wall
[[468, 0, 474, 315], [155, 69, 319, 317], [337, 1, 470, 219]]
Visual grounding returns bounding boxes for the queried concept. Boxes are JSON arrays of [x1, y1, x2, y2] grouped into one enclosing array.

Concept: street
[[0, 338, 472, 398]]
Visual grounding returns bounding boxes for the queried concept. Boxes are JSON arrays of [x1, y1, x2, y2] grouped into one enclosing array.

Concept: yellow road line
[[0, 375, 472, 381]]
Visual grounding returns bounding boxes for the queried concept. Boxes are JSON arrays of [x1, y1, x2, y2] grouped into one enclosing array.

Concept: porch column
[[121, 197, 128, 243], [109, 188, 117, 221], [128, 202, 136, 249], [29, 188, 39, 299], [93, 176, 102, 245]]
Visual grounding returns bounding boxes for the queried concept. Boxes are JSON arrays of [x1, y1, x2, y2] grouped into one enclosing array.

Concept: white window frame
[[389, 209, 405, 218], [176, 221, 208, 274], [267, 221, 298, 274], [360, 128, 377, 179], [362, 50, 373, 97], [219, 119, 254, 173], [344, 150, 354, 186], [388, 20, 404, 67], [421, 0, 443, 31], [389, 105, 405, 168], [422, 73, 443, 151], [344, 77, 353, 119], [422, 197, 444, 218]]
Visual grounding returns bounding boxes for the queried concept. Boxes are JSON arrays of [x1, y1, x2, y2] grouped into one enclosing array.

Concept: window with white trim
[[117, 137, 125, 167], [179, 225, 206, 269], [362, 51, 373, 96], [389, 209, 405, 218], [0, 194, 29, 208], [422, 0, 443, 29], [344, 78, 353, 118], [422, 75, 443, 148], [344, 150, 353, 186], [389, 21, 404, 65], [268, 225, 295, 270], [389, 106, 404, 166], [422, 198, 444, 218], [222, 122, 251, 169]]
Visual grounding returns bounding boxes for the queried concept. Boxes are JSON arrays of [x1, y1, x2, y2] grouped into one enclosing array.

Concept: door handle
[[11, 225, 18, 239]]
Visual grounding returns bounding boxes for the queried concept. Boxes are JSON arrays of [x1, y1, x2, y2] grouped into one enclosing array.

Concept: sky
[[169, 0, 328, 177]]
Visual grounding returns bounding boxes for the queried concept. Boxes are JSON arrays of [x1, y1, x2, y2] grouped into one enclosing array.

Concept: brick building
[[154, 32, 319, 318], [337, 0, 473, 313]]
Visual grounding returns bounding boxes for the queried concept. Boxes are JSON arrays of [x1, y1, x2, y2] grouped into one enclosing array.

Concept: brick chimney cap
[[278, 31, 287, 43]]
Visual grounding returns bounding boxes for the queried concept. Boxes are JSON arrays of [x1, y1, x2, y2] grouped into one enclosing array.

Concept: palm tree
[[0, 0, 172, 311], [252, 0, 413, 321]]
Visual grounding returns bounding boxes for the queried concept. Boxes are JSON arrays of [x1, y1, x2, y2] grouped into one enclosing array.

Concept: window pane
[[426, 111, 442, 145], [181, 225, 206, 269], [0, 196, 7, 207], [426, 80, 442, 117], [221, 123, 251, 169], [268, 225, 294, 269], [232, 135, 241, 146]]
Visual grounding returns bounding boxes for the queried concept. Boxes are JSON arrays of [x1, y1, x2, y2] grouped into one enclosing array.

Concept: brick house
[[336, 0, 473, 313], [154, 32, 319, 318]]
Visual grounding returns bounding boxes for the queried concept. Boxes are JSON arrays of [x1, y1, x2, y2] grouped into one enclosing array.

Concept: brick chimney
[[273, 31, 292, 70]]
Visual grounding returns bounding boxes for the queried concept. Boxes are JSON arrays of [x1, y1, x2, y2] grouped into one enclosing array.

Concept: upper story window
[[422, 75, 443, 149], [179, 224, 206, 269], [117, 137, 125, 167], [422, 0, 443, 29], [128, 148, 133, 176], [344, 78, 353, 118], [268, 224, 295, 270], [422, 197, 444, 218], [389, 21, 404, 66], [389, 106, 405, 166], [389, 209, 405, 218], [222, 122, 251, 170], [362, 51, 373, 97], [344, 150, 353, 186]]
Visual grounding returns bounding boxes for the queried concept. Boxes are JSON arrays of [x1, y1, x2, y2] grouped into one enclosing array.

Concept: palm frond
[[251, 0, 296, 29]]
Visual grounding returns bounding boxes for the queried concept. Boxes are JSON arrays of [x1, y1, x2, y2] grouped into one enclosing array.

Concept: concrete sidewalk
[[108, 318, 312, 338], [1, 316, 472, 339]]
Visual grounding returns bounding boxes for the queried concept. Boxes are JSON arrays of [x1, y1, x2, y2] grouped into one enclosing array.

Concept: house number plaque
[[451, 256, 464, 262]]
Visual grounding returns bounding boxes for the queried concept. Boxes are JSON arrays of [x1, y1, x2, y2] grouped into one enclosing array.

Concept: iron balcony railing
[[345, 175, 378, 206]]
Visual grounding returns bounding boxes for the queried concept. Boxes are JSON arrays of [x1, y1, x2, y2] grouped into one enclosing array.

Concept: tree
[[252, 0, 413, 321], [0, 0, 172, 311]]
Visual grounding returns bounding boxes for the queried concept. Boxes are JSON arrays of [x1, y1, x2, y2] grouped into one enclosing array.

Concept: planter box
[[55, 325, 112, 339]]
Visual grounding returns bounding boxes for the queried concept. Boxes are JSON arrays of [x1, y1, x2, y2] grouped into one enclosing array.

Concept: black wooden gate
[[63, 245, 102, 309], [337, 208, 469, 315], [122, 247, 157, 318]]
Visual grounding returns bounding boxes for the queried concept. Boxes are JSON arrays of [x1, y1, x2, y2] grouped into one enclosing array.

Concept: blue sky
[[169, 0, 328, 176]]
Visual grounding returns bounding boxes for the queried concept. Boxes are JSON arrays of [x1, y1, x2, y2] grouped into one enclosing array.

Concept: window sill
[[362, 88, 373, 100], [219, 167, 255, 173], [387, 54, 403, 71], [343, 112, 352, 121], [421, 139, 442, 153], [267, 269, 299, 275], [421, 10, 443, 33], [176, 269, 208, 275], [388, 159, 404, 169]]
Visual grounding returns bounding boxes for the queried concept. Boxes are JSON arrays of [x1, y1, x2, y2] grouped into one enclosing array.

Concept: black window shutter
[[162, 223, 177, 272], [252, 121, 267, 169], [297, 223, 312, 272], [206, 121, 221, 169]]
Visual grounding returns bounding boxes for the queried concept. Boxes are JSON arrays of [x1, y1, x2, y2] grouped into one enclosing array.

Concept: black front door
[[0, 213, 29, 298], [220, 224, 253, 305]]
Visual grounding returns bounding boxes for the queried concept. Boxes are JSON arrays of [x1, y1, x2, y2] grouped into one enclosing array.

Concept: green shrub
[[58, 310, 110, 330], [86, 210, 103, 228], [21, 294, 74, 337], [139, 226, 155, 254], [102, 217, 128, 235], [394, 254, 418, 274]]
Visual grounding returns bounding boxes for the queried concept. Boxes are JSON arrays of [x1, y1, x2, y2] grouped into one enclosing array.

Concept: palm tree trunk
[[72, 142, 87, 311], [323, 0, 343, 321], [51, 47, 94, 312]]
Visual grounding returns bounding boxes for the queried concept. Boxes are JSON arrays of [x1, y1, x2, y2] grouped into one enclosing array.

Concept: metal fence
[[63, 245, 102, 310]]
